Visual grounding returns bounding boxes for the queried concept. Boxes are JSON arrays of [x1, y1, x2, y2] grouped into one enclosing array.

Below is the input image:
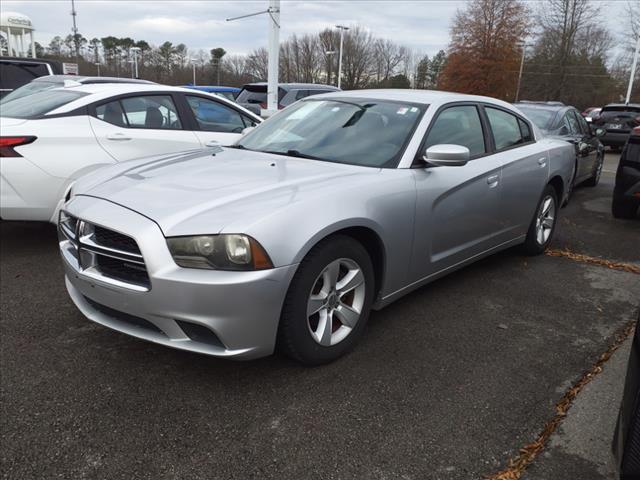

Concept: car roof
[[183, 85, 240, 92], [603, 103, 640, 109], [33, 75, 155, 85], [242, 82, 340, 91], [514, 102, 575, 113], [316, 88, 519, 109]]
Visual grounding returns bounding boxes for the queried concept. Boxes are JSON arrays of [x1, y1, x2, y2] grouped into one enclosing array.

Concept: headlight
[[166, 234, 273, 271]]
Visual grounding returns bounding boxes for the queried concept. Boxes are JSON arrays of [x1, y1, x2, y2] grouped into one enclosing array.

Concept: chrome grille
[[59, 211, 150, 291]]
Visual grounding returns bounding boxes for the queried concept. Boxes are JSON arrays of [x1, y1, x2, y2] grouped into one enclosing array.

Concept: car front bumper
[[60, 195, 298, 359]]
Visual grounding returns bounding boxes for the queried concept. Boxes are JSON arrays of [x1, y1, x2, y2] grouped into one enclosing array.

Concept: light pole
[[226, 0, 280, 115], [190, 58, 198, 86], [336, 25, 349, 89], [626, 36, 640, 104], [130, 46, 141, 79], [515, 42, 529, 102], [95, 62, 100, 76]]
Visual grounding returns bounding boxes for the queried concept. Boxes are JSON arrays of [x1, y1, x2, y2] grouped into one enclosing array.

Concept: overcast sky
[[1, 0, 629, 58]]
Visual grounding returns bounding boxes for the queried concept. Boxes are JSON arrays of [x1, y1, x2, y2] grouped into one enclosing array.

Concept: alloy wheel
[[306, 258, 366, 346], [535, 194, 556, 246]]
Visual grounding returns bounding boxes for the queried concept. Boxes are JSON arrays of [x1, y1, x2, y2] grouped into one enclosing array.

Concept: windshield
[[601, 106, 640, 118], [0, 89, 87, 119], [517, 106, 556, 130], [237, 98, 425, 168], [1, 80, 60, 103]]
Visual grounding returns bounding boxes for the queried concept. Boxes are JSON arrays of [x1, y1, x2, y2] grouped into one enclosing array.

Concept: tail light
[[260, 101, 267, 110], [0, 136, 37, 157], [632, 126, 640, 136]]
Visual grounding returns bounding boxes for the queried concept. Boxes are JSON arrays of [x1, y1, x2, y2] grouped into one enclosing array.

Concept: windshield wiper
[[226, 144, 248, 150], [263, 149, 324, 161]]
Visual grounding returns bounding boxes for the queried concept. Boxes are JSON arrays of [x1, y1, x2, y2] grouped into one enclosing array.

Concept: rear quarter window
[[0, 89, 87, 119]]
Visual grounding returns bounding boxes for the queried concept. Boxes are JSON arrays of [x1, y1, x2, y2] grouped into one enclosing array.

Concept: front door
[[411, 104, 504, 280]]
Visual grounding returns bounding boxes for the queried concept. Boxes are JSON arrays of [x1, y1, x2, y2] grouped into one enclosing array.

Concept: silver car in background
[[58, 90, 574, 365]]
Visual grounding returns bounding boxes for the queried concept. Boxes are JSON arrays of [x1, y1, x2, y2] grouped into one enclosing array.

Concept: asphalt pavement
[[1, 152, 638, 480]]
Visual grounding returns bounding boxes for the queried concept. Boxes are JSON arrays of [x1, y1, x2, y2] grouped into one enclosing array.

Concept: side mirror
[[423, 144, 470, 167], [241, 126, 255, 136], [594, 128, 605, 137]]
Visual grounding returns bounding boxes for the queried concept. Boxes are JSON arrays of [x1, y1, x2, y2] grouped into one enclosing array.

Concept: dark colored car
[[2, 75, 155, 103], [236, 82, 340, 115], [613, 319, 640, 478], [612, 127, 640, 219], [0, 57, 63, 98], [592, 103, 640, 151], [516, 101, 604, 195], [181, 85, 240, 102]]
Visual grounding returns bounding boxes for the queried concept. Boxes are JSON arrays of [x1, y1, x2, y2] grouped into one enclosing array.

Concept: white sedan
[[0, 83, 261, 222]]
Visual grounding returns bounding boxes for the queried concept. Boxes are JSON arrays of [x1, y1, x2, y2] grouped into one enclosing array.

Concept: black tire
[[612, 196, 639, 219], [522, 185, 559, 256], [278, 235, 375, 365], [583, 153, 603, 187]]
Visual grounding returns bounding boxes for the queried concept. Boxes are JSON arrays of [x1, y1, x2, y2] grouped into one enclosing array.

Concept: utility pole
[[70, 0, 79, 64], [227, 0, 280, 115], [95, 62, 100, 76], [336, 25, 349, 89], [190, 58, 197, 85], [626, 36, 640, 104], [130, 47, 140, 79], [515, 43, 528, 102]]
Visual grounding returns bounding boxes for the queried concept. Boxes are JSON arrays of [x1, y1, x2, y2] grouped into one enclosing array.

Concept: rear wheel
[[278, 235, 374, 365], [612, 196, 639, 219], [584, 153, 603, 187], [522, 185, 558, 256]]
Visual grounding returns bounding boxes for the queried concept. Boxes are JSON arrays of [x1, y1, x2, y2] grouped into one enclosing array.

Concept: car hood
[[75, 147, 377, 236]]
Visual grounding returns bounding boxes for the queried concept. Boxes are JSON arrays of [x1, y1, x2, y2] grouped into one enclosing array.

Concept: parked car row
[[582, 103, 640, 151]]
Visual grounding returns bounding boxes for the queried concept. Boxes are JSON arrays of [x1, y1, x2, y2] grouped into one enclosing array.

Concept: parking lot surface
[[1, 153, 638, 480]]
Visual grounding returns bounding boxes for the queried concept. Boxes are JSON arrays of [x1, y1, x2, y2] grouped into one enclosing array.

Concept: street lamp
[[336, 25, 349, 89], [325, 50, 336, 84], [190, 58, 199, 86], [626, 36, 640, 104], [95, 62, 101, 76], [130, 46, 141, 79], [515, 42, 529, 102]]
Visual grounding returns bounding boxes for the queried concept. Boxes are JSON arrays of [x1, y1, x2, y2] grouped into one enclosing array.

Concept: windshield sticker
[[396, 107, 409, 115]]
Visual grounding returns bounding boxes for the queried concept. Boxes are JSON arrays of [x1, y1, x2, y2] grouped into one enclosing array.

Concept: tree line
[[439, 0, 639, 109], [9, 0, 638, 108], [30, 28, 445, 91]]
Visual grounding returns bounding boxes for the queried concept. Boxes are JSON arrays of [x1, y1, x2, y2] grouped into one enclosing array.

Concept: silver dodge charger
[[58, 90, 574, 364]]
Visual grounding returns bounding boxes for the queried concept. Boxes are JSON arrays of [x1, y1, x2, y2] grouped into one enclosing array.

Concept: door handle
[[537, 157, 547, 167], [106, 133, 132, 141], [487, 174, 499, 187]]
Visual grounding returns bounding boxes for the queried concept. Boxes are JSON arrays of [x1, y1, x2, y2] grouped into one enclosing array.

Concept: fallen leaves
[[545, 249, 640, 275], [485, 320, 637, 480]]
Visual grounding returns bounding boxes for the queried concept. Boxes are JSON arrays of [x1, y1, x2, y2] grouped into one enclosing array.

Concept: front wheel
[[522, 185, 558, 256], [278, 235, 375, 365]]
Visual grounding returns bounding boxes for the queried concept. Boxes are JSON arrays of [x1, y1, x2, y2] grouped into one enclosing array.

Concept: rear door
[[573, 110, 599, 179], [485, 106, 548, 238], [88, 93, 201, 161], [182, 94, 258, 146]]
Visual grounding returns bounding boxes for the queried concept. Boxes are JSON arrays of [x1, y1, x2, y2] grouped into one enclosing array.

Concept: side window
[[518, 118, 533, 142], [186, 95, 246, 133], [486, 107, 525, 150], [574, 111, 590, 135], [424, 105, 486, 157], [96, 95, 182, 130], [565, 112, 580, 135]]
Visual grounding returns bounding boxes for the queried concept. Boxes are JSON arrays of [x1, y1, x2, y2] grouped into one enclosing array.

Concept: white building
[[0, 12, 36, 58]]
